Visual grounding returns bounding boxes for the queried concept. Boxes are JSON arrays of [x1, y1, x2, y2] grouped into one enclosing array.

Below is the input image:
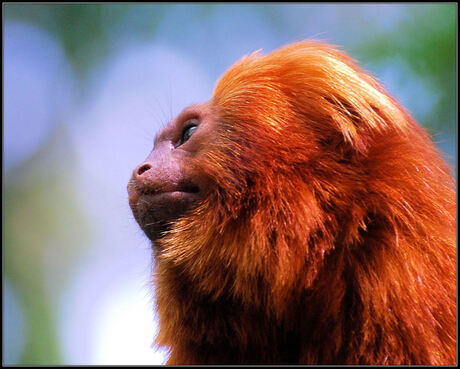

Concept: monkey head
[[128, 41, 406, 252]]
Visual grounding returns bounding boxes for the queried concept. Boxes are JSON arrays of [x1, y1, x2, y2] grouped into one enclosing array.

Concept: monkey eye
[[181, 121, 198, 144]]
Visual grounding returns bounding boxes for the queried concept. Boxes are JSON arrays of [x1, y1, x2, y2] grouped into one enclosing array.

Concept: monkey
[[127, 41, 456, 365]]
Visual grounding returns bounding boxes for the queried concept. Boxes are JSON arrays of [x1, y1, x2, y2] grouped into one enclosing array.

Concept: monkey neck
[[153, 254, 302, 365]]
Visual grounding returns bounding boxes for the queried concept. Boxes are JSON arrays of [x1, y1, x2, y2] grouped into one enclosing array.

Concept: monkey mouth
[[140, 179, 200, 197], [142, 189, 200, 205], [153, 182, 200, 197], [130, 182, 201, 241]]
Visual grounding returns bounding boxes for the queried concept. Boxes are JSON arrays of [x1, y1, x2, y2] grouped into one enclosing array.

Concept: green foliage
[[356, 4, 456, 134]]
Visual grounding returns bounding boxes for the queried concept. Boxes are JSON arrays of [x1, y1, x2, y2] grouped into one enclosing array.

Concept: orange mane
[[154, 41, 456, 364]]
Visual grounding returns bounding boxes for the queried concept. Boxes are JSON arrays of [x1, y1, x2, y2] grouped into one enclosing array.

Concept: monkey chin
[[130, 190, 201, 242]]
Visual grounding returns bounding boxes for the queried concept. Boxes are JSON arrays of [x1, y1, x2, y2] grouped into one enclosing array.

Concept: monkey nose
[[136, 163, 152, 177]]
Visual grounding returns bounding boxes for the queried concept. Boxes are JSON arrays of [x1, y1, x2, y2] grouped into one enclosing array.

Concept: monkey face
[[127, 103, 214, 242]]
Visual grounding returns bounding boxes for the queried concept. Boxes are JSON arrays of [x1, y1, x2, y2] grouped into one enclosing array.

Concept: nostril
[[137, 163, 152, 176]]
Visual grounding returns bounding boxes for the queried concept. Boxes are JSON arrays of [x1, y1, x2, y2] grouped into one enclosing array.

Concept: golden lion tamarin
[[127, 41, 456, 365]]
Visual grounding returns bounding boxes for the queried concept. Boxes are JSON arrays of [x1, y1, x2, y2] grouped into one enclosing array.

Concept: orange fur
[[153, 41, 456, 364]]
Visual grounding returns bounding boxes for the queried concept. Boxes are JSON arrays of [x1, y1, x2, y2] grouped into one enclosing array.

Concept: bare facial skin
[[127, 103, 214, 241]]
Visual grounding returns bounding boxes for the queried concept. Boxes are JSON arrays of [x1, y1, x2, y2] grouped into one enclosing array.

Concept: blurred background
[[3, 3, 456, 365]]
